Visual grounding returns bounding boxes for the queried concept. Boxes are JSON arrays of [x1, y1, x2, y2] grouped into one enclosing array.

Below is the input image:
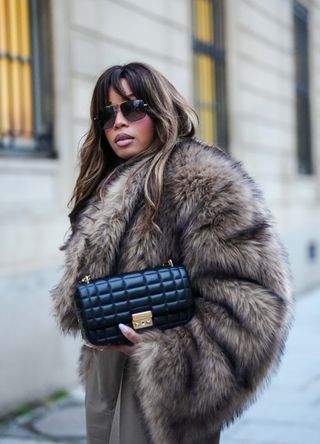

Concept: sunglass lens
[[121, 100, 146, 122], [101, 107, 116, 130], [97, 100, 147, 130]]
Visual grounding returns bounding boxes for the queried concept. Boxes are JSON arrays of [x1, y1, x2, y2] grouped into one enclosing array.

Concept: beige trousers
[[85, 350, 148, 444], [85, 349, 220, 444]]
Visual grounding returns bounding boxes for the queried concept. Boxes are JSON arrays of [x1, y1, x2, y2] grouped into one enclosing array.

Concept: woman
[[52, 62, 293, 444]]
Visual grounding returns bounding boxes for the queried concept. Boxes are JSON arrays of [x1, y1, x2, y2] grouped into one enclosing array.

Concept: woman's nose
[[113, 108, 128, 128]]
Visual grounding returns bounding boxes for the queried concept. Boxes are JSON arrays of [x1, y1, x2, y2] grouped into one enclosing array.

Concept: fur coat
[[52, 137, 293, 444]]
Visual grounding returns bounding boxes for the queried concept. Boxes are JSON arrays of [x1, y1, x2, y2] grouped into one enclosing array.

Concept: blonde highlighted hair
[[69, 62, 198, 228]]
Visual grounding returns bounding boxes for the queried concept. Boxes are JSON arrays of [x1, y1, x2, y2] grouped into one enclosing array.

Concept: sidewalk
[[0, 287, 319, 444], [0, 387, 86, 444]]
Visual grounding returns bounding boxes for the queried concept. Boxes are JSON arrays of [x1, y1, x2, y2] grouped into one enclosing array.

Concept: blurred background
[[0, 0, 319, 442]]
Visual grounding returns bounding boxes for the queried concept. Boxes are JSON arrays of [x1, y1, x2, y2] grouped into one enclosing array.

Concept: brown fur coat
[[52, 137, 293, 444]]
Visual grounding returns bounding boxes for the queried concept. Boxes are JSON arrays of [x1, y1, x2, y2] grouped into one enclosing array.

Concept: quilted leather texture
[[75, 266, 194, 345]]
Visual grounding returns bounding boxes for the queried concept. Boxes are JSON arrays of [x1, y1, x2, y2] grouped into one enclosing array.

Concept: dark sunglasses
[[94, 99, 148, 130]]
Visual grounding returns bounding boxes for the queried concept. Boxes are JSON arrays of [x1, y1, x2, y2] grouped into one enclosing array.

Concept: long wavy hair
[[68, 62, 198, 229]]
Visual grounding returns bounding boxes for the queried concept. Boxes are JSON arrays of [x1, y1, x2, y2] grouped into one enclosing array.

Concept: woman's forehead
[[106, 78, 135, 102], [107, 87, 136, 105]]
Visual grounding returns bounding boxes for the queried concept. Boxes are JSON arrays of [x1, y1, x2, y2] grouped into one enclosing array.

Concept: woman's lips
[[115, 134, 134, 147], [116, 138, 134, 147]]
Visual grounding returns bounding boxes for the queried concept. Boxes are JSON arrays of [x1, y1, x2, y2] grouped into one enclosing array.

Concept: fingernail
[[119, 323, 130, 334]]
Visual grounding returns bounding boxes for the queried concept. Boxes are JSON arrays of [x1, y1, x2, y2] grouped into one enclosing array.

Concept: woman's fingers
[[84, 342, 108, 352], [83, 323, 142, 355], [119, 323, 142, 344]]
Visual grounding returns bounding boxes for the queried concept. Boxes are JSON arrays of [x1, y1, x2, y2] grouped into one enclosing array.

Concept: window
[[192, 0, 228, 149], [0, 0, 54, 157], [293, 2, 312, 174]]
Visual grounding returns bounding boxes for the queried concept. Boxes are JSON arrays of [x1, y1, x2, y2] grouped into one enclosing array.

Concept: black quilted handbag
[[74, 261, 194, 345]]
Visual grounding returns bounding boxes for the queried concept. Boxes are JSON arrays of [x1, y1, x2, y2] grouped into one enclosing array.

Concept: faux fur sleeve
[[131, 143, 293, 444], [51, 226, 86, 334]]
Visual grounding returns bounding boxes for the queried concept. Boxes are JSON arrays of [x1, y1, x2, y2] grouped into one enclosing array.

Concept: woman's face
[[104, 79, 155, 160]]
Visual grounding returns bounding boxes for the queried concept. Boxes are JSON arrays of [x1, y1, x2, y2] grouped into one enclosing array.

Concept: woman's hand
[[84, 323, 143, 355]]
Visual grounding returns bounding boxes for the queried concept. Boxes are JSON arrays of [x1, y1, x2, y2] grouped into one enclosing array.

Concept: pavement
[[0, 287, 319, 444], [0, 387, 86, 444]]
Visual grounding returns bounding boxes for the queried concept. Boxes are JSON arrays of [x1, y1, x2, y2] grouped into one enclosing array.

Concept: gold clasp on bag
[[132, 311, 153, 330], [81, 275, 92, 284]]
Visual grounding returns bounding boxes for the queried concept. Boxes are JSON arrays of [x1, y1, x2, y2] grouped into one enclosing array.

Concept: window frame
[[192, 0, 228, 149], [293, 1, 313, 175], [0, 0, 55, 159]]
